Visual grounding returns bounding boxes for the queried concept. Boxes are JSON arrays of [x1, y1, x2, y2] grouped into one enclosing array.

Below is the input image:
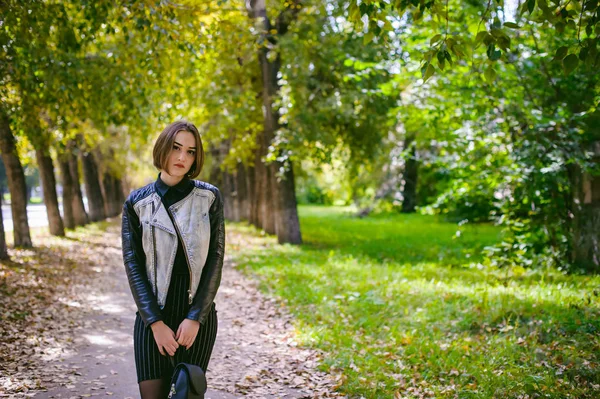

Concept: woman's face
[[165, 130, 197, 177]]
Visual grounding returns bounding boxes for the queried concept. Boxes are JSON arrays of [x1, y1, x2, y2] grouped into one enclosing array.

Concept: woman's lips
[[175, 164, 185, 168]]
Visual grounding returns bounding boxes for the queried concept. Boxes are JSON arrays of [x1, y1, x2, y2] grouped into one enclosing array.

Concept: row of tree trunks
[[213, 148, 302, 245], [243, 0, 302, 245], [0, 112, 126, 257], [149, 1, 300, 244]]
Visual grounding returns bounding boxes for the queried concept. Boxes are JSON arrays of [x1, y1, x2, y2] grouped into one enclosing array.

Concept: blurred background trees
[[0, 0, 598, 271]]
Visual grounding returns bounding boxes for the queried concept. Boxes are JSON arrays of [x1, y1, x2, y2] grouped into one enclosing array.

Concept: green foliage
[[1, 0, 229, 176], [347, 0, 600, 80], [296, 180, 333, 205], [295, 155, 354, 206], [275, 1, 400, 169], [229, 206, 600, 398], [377, 0, 600, 271]]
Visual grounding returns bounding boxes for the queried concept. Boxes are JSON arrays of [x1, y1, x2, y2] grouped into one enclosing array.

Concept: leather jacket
[[121, 179, 225, 328]]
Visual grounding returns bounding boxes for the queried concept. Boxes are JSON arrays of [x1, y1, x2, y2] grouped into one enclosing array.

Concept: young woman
[[121, 120, 225, 398]]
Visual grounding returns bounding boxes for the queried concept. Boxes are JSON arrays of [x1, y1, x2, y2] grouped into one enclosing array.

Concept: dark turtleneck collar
[[154, 172, 192, 197]]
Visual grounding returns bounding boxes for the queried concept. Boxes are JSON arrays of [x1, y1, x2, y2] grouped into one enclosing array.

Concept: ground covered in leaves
[[0, 222, 121, 396]]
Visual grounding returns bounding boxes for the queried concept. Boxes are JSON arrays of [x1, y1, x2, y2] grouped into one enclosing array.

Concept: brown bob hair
[[153, 120, 204, 179]]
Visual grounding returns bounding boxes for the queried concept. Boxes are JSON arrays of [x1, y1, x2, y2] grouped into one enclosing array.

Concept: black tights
[[139, 378, 170, 399]]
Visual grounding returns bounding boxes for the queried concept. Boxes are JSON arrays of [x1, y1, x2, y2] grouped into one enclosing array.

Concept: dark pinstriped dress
[[133, 175, 218, 383]]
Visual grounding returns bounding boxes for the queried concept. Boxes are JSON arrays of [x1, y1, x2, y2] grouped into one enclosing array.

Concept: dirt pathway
[[2, 221, 343, 399]]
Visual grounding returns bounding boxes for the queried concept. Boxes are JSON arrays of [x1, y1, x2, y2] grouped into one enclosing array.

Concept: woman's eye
[[173, 146, 180, 151], [188, 151, 195, 155]]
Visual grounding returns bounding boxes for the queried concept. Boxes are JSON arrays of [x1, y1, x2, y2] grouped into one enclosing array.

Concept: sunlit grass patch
[[227, 205, 600, 399]]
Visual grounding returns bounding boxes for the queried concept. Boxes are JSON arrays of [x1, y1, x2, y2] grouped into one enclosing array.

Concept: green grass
[[228, 205, 600, 399]]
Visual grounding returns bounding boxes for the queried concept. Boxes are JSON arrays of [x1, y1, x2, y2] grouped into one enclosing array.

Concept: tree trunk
[[0, 203, 8, 259], [101, 172, 113, 217], [102, 170, 122, 218], [571, 141, 600, 272], [230, 167, 241, 223], [215, 140, 236, 221], [94, 149, 123, 218], [35, 149, 65, 236], [236, 163, 250, 221], [26, 184, 32, 204], [221, 169, 235, 221], [401, 134, 418, 213], [58, 158, 75, 229], [68, 152, 89, 226], [274, 162, 301, 244], [247, 164, 257, 226], [252, 139, 267, 230], [247, 0, 302, 244], [264, 163, 276, 235], [80, 151, 106, 222], [104, 173, 125, 217], [96, 150, 111, 217], [228, 170, 240, 222], [0, 111, 32, 247], [208, 143, 223, 187]]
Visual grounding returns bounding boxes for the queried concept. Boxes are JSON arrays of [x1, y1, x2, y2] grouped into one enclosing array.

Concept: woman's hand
[[176, 319, 200, 350], [150, 321, 179, 356]]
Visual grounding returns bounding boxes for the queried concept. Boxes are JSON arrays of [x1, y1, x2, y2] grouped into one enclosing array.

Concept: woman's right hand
[[150, 321, 179, 356]]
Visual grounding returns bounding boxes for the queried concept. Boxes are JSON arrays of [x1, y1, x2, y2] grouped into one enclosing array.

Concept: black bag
[[167, 355, 207, 399]]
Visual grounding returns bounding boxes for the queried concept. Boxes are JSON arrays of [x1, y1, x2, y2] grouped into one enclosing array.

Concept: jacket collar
[[154, 172, 191, 197]]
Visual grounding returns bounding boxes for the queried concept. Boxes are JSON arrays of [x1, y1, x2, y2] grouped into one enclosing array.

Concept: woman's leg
[[139, 378, 165, 399], [134, 313, 169, 396]]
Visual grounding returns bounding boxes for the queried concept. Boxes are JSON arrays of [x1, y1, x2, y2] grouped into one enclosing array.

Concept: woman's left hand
[[176, 319, 200, 350]]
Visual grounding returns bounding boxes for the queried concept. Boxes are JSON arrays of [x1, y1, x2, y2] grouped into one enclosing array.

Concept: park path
[[32, 221, 343, 399]]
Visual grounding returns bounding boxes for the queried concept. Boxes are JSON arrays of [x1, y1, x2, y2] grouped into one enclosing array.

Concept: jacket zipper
[[151, 202, 157, 297], [167, 207, 193, 304]]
